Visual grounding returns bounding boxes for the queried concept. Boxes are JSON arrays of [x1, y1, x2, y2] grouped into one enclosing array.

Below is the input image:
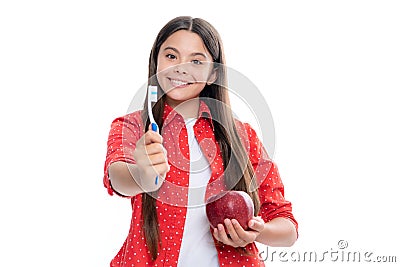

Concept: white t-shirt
[[177, 118, 219, 267]]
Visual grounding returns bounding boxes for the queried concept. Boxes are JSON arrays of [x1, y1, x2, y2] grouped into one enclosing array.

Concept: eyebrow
[[163, 46, 208, 59]]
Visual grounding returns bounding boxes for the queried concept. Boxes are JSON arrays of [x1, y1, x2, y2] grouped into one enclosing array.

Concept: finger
[[253, 216, 265, 224], [148, 153, 168, 165], [144, 129, 163, 145], [216, 224, 235, 247], [231, 219, 247, 235], [135, 149, 167, 170], [213, 227, 220, 241], [224, 219, 241, 244], [231, 219, 252, 244], [213, 227, 226, 245], [145, 143, 165, 155], [248, 218, 265, 232], [162, 146, 168, 158]]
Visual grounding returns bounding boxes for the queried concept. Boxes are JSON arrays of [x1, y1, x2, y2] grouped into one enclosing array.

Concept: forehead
[[160, 30, 212, 58]]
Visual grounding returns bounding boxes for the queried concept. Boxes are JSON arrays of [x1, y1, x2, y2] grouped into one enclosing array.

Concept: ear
[[207, 68, 218, 85]]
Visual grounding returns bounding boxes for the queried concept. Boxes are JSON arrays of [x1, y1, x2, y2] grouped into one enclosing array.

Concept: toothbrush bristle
[[149, 85, 158, 102]]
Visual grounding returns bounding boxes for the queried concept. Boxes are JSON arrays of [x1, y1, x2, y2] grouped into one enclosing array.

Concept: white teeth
[[170, 79, 189, 87]]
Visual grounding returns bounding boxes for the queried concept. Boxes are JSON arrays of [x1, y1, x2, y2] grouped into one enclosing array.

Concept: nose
[[173, 63, 188, 75]]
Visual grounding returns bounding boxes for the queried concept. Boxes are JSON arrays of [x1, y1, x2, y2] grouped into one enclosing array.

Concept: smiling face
[[156, 30, 216, 108]]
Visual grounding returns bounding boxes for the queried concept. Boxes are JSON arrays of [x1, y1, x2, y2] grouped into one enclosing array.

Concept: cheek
[[156, 62, 172, 87], [156, 54, 171, 74], [156, 60, 166, 74], [191, 65, 214, 82]]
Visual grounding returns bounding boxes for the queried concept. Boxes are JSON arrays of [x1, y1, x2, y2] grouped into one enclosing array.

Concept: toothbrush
[[147, 85, 159, 184]]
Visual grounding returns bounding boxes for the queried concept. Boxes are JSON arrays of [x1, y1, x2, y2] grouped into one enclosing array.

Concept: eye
[[166, 54, 176, 60], [192, 59, 202, 65]]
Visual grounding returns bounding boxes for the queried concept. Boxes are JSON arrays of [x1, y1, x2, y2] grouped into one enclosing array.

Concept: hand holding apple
[[206, 191, 265, 248], [206, 191, 254, 230], [213, 216, 265, 248]]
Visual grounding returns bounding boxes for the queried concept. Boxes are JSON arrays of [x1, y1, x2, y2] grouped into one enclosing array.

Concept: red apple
[[206, 191, 254, 230]]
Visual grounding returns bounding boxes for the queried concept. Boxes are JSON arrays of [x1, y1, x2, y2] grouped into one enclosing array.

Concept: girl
[[103, 16, 298, 267]]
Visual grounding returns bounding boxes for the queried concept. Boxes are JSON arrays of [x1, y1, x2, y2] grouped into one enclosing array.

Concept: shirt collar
[[162, 100, 214, 129]]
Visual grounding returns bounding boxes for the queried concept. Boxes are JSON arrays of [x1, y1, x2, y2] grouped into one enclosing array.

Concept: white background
[[1, 1, 399, 266]]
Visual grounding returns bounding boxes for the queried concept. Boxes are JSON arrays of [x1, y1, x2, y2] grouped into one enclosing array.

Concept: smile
[[169, 78, 192, 88]]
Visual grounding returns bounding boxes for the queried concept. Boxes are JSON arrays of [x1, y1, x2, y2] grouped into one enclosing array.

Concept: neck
[[167, 98, 200, 119]]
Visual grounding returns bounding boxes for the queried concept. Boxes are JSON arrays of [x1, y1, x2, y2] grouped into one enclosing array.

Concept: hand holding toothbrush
[[131, 85, 168, 192], [132, 124, 169, 192]]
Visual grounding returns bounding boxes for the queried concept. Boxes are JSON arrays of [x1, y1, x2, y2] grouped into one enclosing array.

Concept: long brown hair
[[141, 16, 260, 260]]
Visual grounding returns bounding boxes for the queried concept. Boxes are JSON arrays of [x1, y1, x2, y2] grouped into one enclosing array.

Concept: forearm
[[255, 217, 297, 247], [108, 161, 144, 197]]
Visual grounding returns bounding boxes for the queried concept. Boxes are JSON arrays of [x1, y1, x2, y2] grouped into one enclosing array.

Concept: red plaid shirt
[[103, 101, 298, 266]]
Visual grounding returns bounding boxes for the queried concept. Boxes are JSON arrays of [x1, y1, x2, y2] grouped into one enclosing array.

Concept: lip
[[168, 78, 193, 88]]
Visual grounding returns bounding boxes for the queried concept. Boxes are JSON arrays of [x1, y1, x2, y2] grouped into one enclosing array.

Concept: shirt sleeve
[[103, 112, 143, 197], [242, 122, 298, 234]]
